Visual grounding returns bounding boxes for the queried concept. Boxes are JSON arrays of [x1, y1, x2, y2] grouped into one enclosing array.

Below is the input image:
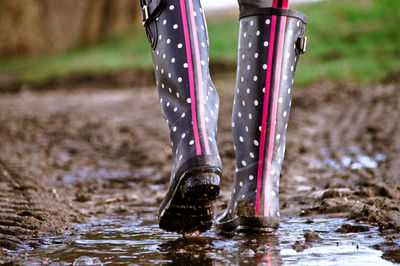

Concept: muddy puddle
[[19, 216, 394, 265]]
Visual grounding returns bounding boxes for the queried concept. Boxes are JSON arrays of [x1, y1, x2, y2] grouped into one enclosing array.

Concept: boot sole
[[159, 171, 220, 234], [215, 216, 279, 234]]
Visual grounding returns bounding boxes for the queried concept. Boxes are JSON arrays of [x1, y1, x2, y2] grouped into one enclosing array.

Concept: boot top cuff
[[240, 7, 308, 24]]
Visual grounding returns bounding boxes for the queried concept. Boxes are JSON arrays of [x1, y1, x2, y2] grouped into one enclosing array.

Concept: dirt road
[[0, 76, 399, 263]]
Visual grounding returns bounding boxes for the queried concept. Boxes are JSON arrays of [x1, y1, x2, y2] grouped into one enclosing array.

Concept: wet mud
[[0, 76, 399, 263]]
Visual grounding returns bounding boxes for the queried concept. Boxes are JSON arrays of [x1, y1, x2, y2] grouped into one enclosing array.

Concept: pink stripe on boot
[[187, 0, 211, 155], [179, 0, 202, 155]]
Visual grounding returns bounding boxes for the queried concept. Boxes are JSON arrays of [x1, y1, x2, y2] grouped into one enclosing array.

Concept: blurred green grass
[[296, 0, 400, 84], [0, 0, 399, 85]]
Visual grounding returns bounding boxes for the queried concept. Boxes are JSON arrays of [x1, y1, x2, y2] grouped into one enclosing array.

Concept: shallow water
[[317, 146, 386, 170], [59, 167, 160, 189], [27, 216, 394, 265]]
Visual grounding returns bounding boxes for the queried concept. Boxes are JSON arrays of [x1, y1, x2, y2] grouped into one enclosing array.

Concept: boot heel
[[159, 169, 221, 234], [236, 216, 279, 233], [216, 216, 279, 234], [181, 173, 220, 201]]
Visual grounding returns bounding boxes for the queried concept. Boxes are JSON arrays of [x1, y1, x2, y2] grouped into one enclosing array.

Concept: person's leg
[[216, 0, 308, 232], [140, 0, 222, 234], [238, 0, 274, 10]]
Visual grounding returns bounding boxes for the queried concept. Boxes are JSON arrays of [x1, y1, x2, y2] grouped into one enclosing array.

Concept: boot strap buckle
[[300, 36, 308, 54], [142, 5, 149, 26], [296, 36, 308, 54]]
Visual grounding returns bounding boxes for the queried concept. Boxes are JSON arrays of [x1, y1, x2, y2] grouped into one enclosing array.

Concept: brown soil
[[0, 76, 399, 263]]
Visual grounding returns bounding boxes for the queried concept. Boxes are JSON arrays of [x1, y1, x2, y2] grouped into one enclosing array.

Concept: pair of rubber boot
[[140, 0, 307, 234]]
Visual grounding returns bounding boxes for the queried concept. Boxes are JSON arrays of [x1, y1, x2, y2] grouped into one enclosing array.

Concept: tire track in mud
[[0, 160, 65, 254], [0, 163, 31, 251]]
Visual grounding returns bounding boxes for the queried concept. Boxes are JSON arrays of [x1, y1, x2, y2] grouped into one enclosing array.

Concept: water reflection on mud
[[316, 147, 386, 170], [59, 167, 158, 188], [160, 233, 280, 265], [29, 216, 394, 265]]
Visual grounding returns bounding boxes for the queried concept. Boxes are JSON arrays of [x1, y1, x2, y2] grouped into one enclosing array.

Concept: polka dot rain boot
[[215, 0, 308, 233], [141, 0, 222, 234]]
